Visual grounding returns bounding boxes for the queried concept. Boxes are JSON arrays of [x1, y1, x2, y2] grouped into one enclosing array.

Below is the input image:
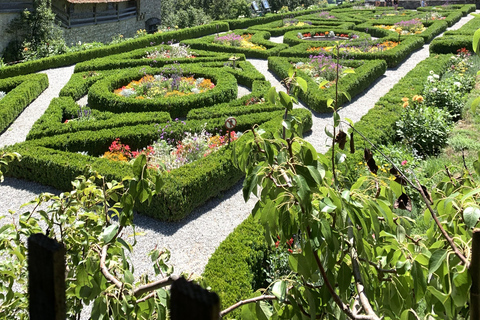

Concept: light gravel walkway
[[0, 13, 475, 283]]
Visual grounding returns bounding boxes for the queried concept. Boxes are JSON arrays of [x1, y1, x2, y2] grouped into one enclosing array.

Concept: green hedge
[[268, 57, 387, 113], [221, 8, 328, 29], [26, 96, 172, 140], [73, 47, 234, 72], [444, 16, 480, 36], [5, 108, 312, 220], [0, 22, 230, 79], [279, 35, 423, 68], [429, 35, 472, 55], [282, 28, 372, 47], [202, 215, 267, 319], [0, 73, 49, 133], [355, 19, 448, 43], [248, 19, 356, 37], [180, 30, 289, 59], [87, 66, 238, 118], [59, 70, 116, 100], [416, 4, 476, 16]]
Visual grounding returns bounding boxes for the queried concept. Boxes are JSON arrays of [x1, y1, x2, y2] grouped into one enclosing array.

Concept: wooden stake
[[471, 229, 480, 320]]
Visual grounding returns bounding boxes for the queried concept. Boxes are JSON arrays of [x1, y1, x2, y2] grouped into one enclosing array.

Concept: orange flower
[[412, 95, 424, 102], [401, 97, 409, 102], [402, 102, 409, 108]]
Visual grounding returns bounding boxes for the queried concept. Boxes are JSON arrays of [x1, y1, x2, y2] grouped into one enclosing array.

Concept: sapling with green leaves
[[228, 41, 479, 319]]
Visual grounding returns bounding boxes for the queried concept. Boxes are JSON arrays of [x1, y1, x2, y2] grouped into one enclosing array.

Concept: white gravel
[[0, 12, 476, 287]]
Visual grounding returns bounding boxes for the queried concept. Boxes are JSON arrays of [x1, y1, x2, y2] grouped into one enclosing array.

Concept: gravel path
[[0, 13, 475, 283]]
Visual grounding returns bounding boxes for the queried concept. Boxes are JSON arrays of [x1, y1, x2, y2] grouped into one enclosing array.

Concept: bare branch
[[133, 275, 179, 297], [100, 245, 123, 289], [416, 179, 470, 268], [136, 291, 156, 304], [220, 295, 276, 318]]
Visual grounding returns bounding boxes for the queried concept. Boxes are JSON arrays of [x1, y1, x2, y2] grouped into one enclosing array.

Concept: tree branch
[[348, 226, 381, 320], [100, 245, 123, 289], [220, 295, 276, 318], [416, 179, 470, 268], [358, 257, 397, 275], [133, 275, 179, 297]]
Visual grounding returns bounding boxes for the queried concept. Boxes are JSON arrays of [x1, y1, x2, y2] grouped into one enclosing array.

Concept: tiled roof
[[66, 0, 133, 3]]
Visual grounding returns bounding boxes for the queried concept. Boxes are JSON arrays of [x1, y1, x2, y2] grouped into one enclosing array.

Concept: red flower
[[288, 249, 293, 253], [275, 241, 280, 248]]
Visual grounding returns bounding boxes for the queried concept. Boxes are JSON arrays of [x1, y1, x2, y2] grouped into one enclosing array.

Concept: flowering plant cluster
[[450, 48, 473, 74], [307, 40, 399, 54], [425, 11, 446, 20], [318, 11, 335, 19], [299, 31, 354, 40], [144, 45, 196, 60], [375, 19, 425, 35], [294, 54, 345, 87], [283, 20, 312, 27], [113, 74, 215, 99], [213, 33, 266, 50], [64, 106, 94, 124], [244, 97, 265, 106], [0, 91, 6, 101], [102, 126, 238, 172]]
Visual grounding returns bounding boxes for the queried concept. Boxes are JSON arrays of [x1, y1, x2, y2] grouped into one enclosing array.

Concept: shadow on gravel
[[132, 180, 245, 236]]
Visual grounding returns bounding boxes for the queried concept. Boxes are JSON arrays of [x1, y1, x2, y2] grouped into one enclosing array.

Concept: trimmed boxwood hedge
[[416, 4, 475, 16], [0, 22, 230, 79], [87, 65, 238, 118], [356, 19, 448, 43], [279, 35, 424, 68], [269, 57, 387, 113], [26, 97, 172, 140], [444, 16, 480, 36], [180, 30, 289, 59], [429, 35, 472, 54], [0, 73, 49, 133], [5, 108, 312, 220], [248, 19, 356, 37], [74, 47, 234, 73], [202, 215, 267, 319], [283, 28, 372, 47]]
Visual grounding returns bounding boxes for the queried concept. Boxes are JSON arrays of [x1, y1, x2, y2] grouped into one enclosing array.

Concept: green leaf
[[412, 261, 426, 303], [318, 79, 330, 88], [272, 281, 287, 301], [267, 87, 277, 105], [396, 224, 406, 243], [463, 206, 480, 229], [307, 165, 323, 185], [293, 174, 310, 202], [427, 286, 449, 304], [324, 127, 333, 138], [473, 28, 480, 54], [296, 77, 308, 93], [279, 91, 293, 111], [132, 154, 147, 177], [343, 67, 355, 74], [333, 112, 340, 127], [428, 249, 447, 275], [124, 270, 134, 284], [342, 91, 351, 101], [327, 98, 334, 109], [102, 224, 119, 243]]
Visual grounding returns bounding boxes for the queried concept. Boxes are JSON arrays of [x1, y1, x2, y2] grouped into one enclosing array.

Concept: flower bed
[[374, 19, 426, 35], [180, 30, 289, 59], [268, 56, 387, 113], [113, 74, 215, 99]]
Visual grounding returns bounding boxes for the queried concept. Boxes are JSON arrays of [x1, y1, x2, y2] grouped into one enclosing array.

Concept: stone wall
[[63, 16, 142, 45], [0, 13, 20, 55]]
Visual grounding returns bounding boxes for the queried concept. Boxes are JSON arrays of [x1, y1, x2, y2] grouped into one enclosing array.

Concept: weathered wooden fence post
[[28, 233, 66, 320], [170, 276, 220, 320], [471, 229, 480, 320]]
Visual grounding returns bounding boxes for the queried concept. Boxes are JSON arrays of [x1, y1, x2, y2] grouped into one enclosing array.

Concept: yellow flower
[[401, 97, 409, 102], [412, 95, 424, 102]]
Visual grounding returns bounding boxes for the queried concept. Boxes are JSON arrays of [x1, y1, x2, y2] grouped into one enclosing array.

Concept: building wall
[[0, 13, 20, 55], [63, 16, 143, 45]]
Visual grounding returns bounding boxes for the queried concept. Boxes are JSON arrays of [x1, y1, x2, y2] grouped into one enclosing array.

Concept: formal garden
[[2, 0, 480, 319]]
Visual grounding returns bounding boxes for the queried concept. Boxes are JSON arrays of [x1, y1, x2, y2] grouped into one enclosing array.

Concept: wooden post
[[28, 233, 66, 320], [170, 277, 220, 320], [471, 229, 480, 320]]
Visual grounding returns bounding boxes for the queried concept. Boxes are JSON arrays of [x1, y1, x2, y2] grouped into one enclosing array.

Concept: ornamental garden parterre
[[1, 2, 480, 319]]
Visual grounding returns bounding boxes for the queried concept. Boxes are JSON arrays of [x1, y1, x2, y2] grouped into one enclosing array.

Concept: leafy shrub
[[423, 71, 473, 119], [396, 100, 452, 157]]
